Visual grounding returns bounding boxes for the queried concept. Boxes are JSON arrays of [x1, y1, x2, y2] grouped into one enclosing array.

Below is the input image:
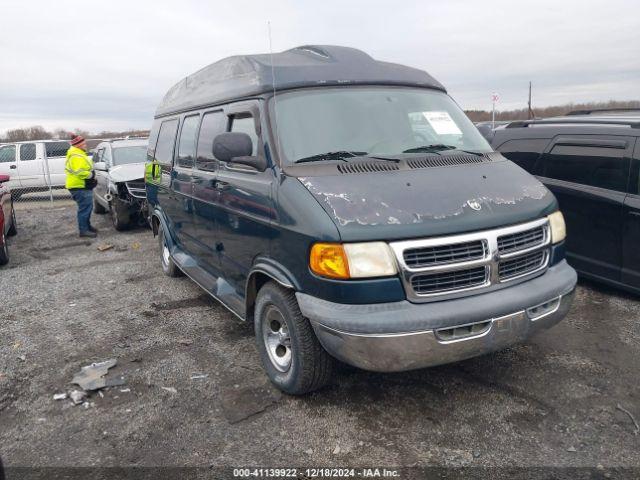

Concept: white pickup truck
[[0, 140, 72, 197]]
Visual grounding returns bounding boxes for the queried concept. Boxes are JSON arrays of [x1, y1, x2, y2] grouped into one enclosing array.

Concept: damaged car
[[145, 45, 577, 395], [93, 138, 148, 230]]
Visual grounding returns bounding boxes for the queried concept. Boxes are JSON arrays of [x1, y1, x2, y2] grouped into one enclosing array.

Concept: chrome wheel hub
[[262, 305, 292, 372]]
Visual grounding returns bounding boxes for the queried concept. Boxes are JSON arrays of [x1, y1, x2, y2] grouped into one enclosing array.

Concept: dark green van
[[145, 45, 576, 394]]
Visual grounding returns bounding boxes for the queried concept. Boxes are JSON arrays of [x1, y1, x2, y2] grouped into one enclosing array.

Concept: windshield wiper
[[295, 151, 367, 163], [402, 144, 484, 157], [402, 144, 451, 154]]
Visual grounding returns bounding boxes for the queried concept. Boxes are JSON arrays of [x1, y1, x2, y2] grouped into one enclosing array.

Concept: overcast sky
[[1, 0, 639, 135]]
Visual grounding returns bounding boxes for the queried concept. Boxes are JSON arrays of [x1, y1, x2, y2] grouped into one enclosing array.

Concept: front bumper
[[296, 260, 577, 372]]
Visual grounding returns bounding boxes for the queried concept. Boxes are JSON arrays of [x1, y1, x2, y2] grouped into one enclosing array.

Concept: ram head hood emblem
[[467, 199, 482, 211]]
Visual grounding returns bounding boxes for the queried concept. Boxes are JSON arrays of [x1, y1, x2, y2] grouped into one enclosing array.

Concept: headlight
[[310, 242, 397, 279], [547, 211, 566, 244]]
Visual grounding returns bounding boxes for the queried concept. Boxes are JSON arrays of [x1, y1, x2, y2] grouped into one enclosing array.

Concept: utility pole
[[528, 81, 534, 119]]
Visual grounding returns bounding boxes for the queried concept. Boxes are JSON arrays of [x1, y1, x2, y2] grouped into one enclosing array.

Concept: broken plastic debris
[[161, 387, 177, 394], [190, 374, 208, 380], [17, 355, 26, 362], [120, 388, 131, 393], [178, 339, 193, 346], [72, 359, 124, 391], [97, 244, 114, 252], [70, 390, 87, 405], [53, 393, 67, 401]]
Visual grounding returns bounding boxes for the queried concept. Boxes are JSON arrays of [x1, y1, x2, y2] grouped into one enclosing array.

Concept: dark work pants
[[69, 188, 93, 233]]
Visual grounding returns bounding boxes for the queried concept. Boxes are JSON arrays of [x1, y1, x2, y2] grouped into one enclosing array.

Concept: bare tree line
[[465, 99, 640, 123], [2, 99, 639, 142], [0, 126, 150, 143]]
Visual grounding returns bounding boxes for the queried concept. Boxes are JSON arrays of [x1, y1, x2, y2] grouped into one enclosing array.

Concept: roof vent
[[337, 162, 400, 174], [407, 154, 490, 170]]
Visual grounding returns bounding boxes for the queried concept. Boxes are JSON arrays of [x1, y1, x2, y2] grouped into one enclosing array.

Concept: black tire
[[158, 227, 181, 277], [6, 207, 17, 237], [110, 199, 130, 231], [0, 231, 9, 266], [93, 195, 108, 214], [254, 282, 334, 395]]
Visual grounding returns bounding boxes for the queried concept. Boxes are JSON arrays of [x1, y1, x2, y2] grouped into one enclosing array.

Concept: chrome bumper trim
[[310, 288, 575, 373]]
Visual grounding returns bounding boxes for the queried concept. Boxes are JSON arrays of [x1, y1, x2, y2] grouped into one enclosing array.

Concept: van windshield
[[271, 87, 492, 164], [112, 146, 147, 166]]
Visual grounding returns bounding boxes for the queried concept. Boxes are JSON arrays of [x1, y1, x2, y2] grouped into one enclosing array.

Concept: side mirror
[[230, 155, 267, 171], [476, 124, 495, 144], [0, 174, 10, 183], [213, 132, 253, 162], [213, 132, 266, 171], [94, 161, 107, 171]]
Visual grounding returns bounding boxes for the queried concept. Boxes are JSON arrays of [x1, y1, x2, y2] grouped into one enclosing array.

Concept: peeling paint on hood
[[298, 160, 557, 242], [108, 163, 145, 183]]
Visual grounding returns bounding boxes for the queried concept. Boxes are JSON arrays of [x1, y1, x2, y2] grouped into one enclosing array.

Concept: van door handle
[[9, 165, 16, 169], [215, 181, 231, 191]]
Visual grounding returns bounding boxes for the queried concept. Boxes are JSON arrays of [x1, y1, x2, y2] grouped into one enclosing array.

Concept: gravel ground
[[1, 204, 639, 478]]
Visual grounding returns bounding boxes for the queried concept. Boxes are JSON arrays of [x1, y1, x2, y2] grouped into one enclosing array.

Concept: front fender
[[249, 256, 300, 290], [245, 256, 301, 322]]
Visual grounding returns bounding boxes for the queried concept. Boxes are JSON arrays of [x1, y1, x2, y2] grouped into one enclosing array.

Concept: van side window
[[542, 140, 630, 191], [46, 142, 70, 158], [196, 111, 225, 172], [230, 115, 258, 155], [20, 143, 37, 161], [0, 145, 16, 163], [155, 119, 179, 166], [495, 138, 549, 173], [177, 115, 200, 168]]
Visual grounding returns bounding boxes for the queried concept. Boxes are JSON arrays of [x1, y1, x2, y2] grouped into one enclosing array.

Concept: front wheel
[[0, 231, 9, 266], [110, 199, 130, 231], [158, 227, 181, 277], [7, 207, 17, 236], [254, 282, 334, 395]]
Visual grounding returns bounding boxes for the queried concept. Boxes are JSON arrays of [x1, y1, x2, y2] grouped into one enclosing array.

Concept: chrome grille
[[498, 225, 545, 254], [411, 267, 488, 295], [499, 250, 547, 280], [390, 218, 551, 302], [126, 181, 146, 199], [403, 240, 486, 268]]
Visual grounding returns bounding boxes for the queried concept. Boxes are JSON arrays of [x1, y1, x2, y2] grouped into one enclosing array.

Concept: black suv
[[491, 111, 640, 293]]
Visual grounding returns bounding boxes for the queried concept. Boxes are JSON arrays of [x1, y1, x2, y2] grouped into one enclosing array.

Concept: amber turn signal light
[[309, 243, 350, 279]]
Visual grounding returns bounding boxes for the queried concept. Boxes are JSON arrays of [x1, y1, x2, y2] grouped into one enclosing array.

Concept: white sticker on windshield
[[422, 111, 462, 135]]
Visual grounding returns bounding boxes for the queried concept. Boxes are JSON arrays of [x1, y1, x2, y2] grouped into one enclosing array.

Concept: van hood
[[297, 158, 557, 242], [108, 163, 145, 183]]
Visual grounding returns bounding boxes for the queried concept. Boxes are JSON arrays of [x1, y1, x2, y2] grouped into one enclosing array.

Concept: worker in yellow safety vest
[[65, 135, 98, 238]]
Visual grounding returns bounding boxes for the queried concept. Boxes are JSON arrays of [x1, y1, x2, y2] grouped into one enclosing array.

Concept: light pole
[[491, 92, 499, 129]]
